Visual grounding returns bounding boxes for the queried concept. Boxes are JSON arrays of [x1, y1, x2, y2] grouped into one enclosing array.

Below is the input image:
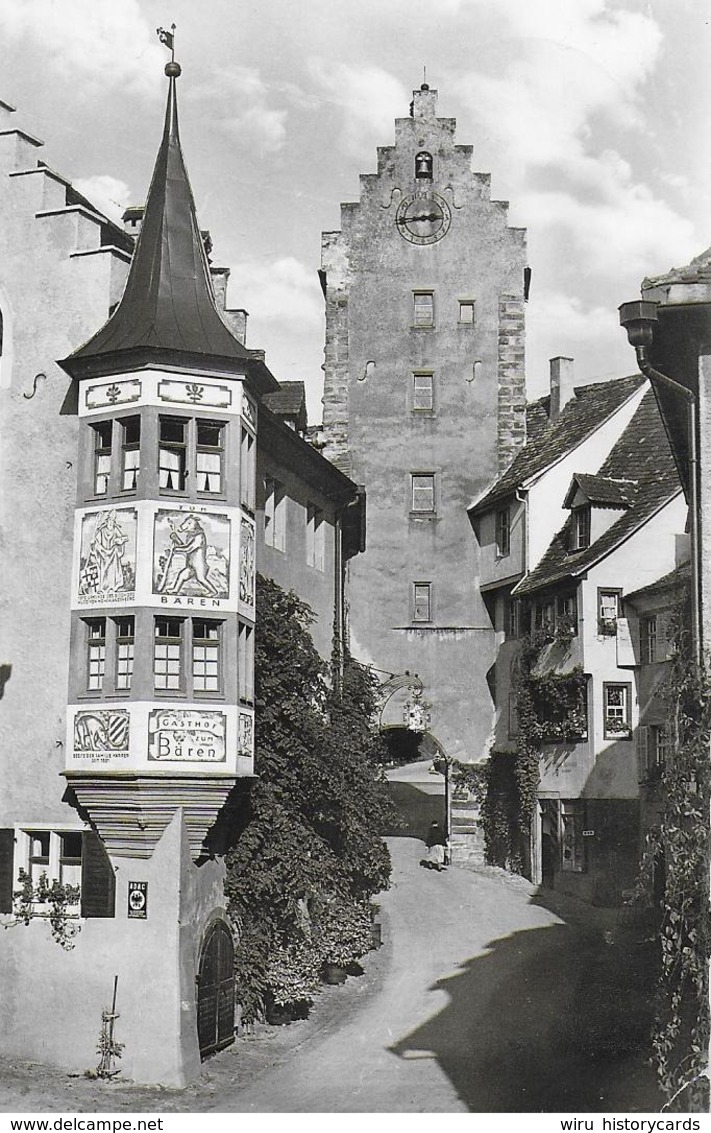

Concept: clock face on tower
[[395, 191, 451, 245]]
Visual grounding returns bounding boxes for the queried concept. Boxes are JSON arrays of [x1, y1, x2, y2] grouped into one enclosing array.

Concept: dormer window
[[415, 151, 433, 179], [573, 506, 590, 551]]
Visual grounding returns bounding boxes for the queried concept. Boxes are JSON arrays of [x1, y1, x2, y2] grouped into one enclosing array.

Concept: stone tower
[[320, 84, 527, 763]]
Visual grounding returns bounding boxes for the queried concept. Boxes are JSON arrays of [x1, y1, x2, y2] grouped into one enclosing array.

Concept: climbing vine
[[9, 870, 81, 950], [482, 629, 586, 874], [638, 594, 710, 1109]]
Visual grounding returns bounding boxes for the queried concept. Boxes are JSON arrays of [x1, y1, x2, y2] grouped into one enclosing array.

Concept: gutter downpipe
[[636, 346, 701, 665]]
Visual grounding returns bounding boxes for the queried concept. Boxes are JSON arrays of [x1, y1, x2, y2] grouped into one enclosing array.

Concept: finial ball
[[165, 61, 181, 78], [421, 82, 430, 91]]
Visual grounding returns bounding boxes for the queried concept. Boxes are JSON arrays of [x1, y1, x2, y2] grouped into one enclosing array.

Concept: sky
[[1, 0, 710, 419]]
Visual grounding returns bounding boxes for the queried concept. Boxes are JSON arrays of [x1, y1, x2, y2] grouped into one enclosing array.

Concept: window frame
[[153, 616, 225, 698], [603, 682, 632, 740], [572, 505, 591, 551], [120, 415, 141, 492], [412, 290, 435, 328], [495, 507, 511, 557], [413, 581, 433, 623], [458, 299, 476, 325], [91, 420, 113, 497], [412, 371, 435, 414], [238, 621, 255, 705], [17, 827, 84, 896], [85, 617, 107, 693], [191, 618, 223, 696], [641, 613, 659, 663], [598, 589, 621, 636], [158, 415, 188, 493], [264, 476, 286, 552], [114, 615, 135, 692], [240, 426, 256, 512], [410, 472, 437, 515], [195, 419, 225, 495]]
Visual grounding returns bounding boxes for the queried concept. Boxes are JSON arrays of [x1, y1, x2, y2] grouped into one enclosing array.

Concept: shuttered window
[[80, 831, 116, 919], [0, 829, 15, 914]]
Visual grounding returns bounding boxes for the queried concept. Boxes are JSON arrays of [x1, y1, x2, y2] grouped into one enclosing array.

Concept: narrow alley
[[0, 838, 661, 1114]]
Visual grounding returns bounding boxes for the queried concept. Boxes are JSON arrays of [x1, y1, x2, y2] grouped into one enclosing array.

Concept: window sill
[[409, 511, 438, 521]]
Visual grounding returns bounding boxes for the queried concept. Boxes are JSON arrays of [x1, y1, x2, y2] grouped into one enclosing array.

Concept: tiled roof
[[643, 245, 711, 288], [566, 473, 637, 508], [262, 381, 307, 420], [514, 389, 682, 597], [470, 373, 646, 515], [623, 563, 690, 605]]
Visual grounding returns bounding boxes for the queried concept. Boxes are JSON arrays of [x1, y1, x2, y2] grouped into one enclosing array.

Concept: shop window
[[603, 683, 632, 739], [411, 473, 436, 513], [561, 802, 586, 873], [413, 291, 434, 327], [413, 581, 432, 622], [306, 504, 325, 571], [92, 421, 112, 495], [238, 622, 254, 704], [264, 477, 286, 551], [415, 151, 433, 178], [120, 417, 140, 491], [196, 421, 224, 493], [115, 616, 134, 691], [495, 507, 510, 556], [598, 590, 620, 635], [86, 618, 106, 692], [159, 417, 187, 491], [412, 372, 434, 412]]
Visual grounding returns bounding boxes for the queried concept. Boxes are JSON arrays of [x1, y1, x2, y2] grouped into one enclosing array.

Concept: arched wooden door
[[196, 920, 235, 1058]]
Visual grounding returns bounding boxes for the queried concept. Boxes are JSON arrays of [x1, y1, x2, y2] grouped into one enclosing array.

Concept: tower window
[[196, 421, 224, 493], [92, 421, 112, 495], [158, 417, 187, 491], [413, 582, 432, 622], [459, 300, 475, 325], [412, 372, 434, 413], [415, 151, 433, 179], [413, 291, 434, 327], [121, 417, 140, 491], [411, 473, 436, 513]]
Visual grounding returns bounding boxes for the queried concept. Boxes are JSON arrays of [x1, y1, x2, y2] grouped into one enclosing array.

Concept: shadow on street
[[389, 916, 661, 1112]]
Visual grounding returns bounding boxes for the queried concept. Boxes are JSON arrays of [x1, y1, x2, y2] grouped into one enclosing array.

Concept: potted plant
[[316, 896, 373, 983], [264, 939, 321, 1024]]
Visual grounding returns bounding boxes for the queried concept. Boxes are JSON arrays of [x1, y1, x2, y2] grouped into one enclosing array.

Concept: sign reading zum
[[148, 709, 226, 762]]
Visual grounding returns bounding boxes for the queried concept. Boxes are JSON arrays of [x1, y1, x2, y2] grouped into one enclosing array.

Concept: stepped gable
[[470, 373, 646, 516], [60, 64, 253, 381], [514, 389, 682, 597]]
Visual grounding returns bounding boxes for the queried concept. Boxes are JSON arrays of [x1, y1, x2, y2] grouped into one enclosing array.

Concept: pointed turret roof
[[61, 62, 257, 382]]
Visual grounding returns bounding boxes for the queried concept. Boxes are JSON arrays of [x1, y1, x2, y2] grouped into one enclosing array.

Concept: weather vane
[[156, 24, 176, 63]]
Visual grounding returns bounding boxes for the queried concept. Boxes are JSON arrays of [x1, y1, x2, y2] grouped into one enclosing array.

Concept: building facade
[[320, 84, 528, 765], [0, 65, 363, 1086]]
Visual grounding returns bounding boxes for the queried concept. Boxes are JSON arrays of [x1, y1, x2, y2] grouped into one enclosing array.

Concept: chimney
[[549, 356, 575, 421], [122, 205, 144, 236], [410, 84, 438, 120]]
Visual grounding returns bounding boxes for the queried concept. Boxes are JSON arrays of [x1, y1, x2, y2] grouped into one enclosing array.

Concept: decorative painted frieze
[[77, 507, 137, 606], [79, 368, 248, 417], [148, 708, 226, 763], [153, 509, 231, 602], [238, 517, 255, 610]]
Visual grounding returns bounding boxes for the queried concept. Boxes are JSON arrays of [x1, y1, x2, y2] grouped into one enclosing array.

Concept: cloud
[[308, 60, 408, 157], [72, 175, 131, 223], [525, 291, 635, 395], [0, 0, 165, 95], [227, 257, 323, 330], [192, 67, 288, 153]]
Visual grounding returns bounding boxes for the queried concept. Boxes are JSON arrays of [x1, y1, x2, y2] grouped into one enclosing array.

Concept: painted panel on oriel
[[238, 711, 254, 759], [72, 708, 130, 766], [153, 510, 230, 601], [78, 508, 137, 605], [148, 708, 227, 763], [238, 517, 255, 610]]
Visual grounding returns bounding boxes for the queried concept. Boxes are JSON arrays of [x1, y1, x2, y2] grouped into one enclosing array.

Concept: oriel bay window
[[86, 618, 106, 692], [154, 616, 224, 697], [120, 417, 141, 490], [115, 616, 135, 691], [238, 622, 254, 704], [159, 417, 187, 491], [196, 421, 224, 493], [92, 421, 112, 495]]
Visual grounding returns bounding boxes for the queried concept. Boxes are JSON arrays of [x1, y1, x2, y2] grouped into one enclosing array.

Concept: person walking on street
[[425, 820, 447, 872]]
